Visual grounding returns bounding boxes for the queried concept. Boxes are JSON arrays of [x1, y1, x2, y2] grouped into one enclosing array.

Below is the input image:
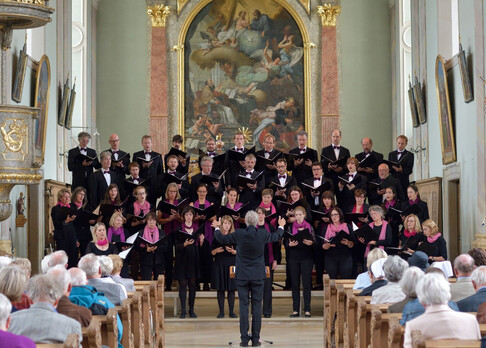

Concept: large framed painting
[[34, 54, 50, 164], [435, 55, 456, 165], [178, 0, 310, 151]]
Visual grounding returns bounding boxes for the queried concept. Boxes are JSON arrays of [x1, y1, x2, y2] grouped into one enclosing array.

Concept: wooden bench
[[130, 291, 145, 348], [93, 307, 118, 348], [116, 297, 134, 348], [82, 316, 102, 348], [388, 316, 404, 348], [355, 299, 389, 348], [412, 330, 480, 347], [370, 306, 402, 348], [36, 333, 79, 348]]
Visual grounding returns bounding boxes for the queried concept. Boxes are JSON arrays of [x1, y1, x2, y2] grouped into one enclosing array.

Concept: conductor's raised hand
[[211, 218, 221, 229], [277, 216, 286, 227]]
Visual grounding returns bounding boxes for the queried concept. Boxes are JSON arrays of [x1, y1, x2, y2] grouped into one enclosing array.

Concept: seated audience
[[403, 273, 480, 348], [457, 266, 486, 312], [430, 260, 454, 278], [407, 251, 429, 272], [78, 253, 126, 305], [0, 266, 27, 312], [450, 254, 476, 302], [0, 256, 11, 271], [371, 255, 408, 304], [10, 258, 31, 310], [98, 255, 127, 296], [108, 254, 135, 292], [388, 266, 424, 313], [47, 250, 68, 269], [359, 258, 387, 296], [41, 254, 51, 273], [8, 274, 82, 345], [353, 248, 387, 290], [468, 247, 486, 267], [0, 293, 35, 347]]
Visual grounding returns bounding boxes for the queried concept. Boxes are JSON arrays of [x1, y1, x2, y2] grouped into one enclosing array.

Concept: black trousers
[[314, 244, 325, 285], [288, 258, 313, 313], [140, 262, 164, 281], [236, 279, 264, 345], [325, 253, 353, 279], [262, 270, 274, 316], [164, 234, 175, 288]]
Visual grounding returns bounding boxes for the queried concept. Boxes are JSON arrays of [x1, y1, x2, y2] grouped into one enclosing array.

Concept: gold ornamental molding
[[297, 0, 311, 15], [176, 0, 189, 15], [317, 4, 341, 27], [0, 173, 42, 184], [13, 0, 45, 5], [147, 4, 170, 27]]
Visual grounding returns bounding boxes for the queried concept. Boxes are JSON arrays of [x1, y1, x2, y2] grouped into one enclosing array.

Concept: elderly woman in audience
[[359, 257, 387, 296], [108, 254, 135, 292], [98, 255, 127, 297], [388, 266, 424, 313], [47, 250, 69, 269], [0, 266, 27, 312], [10, 258, 31, 310], [0, 293, 35, 347], [353, 248, 387, 290], [371, 255, 409, 304], [403, 273, 480, 348], [468, 247, 486, 267]]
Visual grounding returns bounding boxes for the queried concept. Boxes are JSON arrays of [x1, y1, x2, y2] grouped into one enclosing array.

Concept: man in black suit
[[255, 134, 281, 182], [336, 157, 367, 211], [457, 266, 486, 312], [199, 138, 225, 175], [89, 151, 124, 208], [302, 162, 334, 210], [388, 135, 414, 193], [238, 154, 265, 211], [368, 163, 405, 205], [133, 135, 164, 206], [122, 161, 149, 204], [225, 132, 252, 189], [190, 156, 223, 203], [106, 133, 130, 176], [266, 158, 296, 201], [214, 211, 285, 347], [321, 129, 351, 188], [164, 134, 189, 175], [288, 130, 318, 184], [67, 132, 100, 194], [158, 155, 189, 200], [355, 137, 383, 182]]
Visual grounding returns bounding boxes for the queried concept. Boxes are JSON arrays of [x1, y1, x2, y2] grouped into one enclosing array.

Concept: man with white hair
[[78, 253, 126, 305], [457, 265, 486, 312], [8, 274, 82, 345], [213, 211, 286, 347], [47, 266, 92, 327], [403, 273, 480, 348], [0, 293, 35, 347], [48, 250, 68, 269], [371, 255, 409, 304], [0, 256, 11, 271], [359, 257, 388, 296], [450, 254, 476, 302]]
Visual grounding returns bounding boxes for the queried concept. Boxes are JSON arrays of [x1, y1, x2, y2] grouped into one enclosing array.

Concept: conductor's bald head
[[245, 211, 258, 227]]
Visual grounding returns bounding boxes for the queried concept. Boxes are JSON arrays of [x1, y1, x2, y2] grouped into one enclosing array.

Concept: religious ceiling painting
[[182, 0, 306, 151]]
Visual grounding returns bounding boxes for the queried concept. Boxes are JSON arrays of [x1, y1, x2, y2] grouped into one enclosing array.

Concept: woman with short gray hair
[[388, 266, 424, 313], [370, 256, 408, 304], [0, 266, 27, 310], [358, 205, 392, 266]]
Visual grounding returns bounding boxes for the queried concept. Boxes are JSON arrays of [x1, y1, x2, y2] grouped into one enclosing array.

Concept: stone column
[[317, 4, 341, 147], [147, 4, 170, 154]]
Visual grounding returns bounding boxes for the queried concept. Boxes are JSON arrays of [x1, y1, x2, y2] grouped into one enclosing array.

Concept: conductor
[[213, 211, 285, 347]]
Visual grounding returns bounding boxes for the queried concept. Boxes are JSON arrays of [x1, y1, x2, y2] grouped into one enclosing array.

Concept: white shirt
[[102, 169, 111, 185], [79, 146, 87, 155], [145, 152, 151, 160], [333, 145, 340, 159], [112, 149, 119, 161], [278, 174, 287, 186]]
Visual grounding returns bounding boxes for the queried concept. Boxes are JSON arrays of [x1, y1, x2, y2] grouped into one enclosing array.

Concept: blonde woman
[[85, 222, 118, 256]]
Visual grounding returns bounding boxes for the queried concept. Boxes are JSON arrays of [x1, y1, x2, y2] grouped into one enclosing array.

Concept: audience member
[[48, 250, 68, 269], [359, 258, 387, 296], [353, 248, 387, 290], [108, 254, 135, 292], [371, 256, 408, 304], [457, 266, 486, 312], [450, 254, 476, 302], [98, 255, 127, 296], [388, 266, 423, 313], [0, 266, 27, 312], [10, 258, 31, 278], [407, 251, 429, 272], [41, 254, 51, 273], [0, 256, 11, 271], [0, 293, 35, 348], [403, 273, 480, 348], [468, 247, 486, 267]]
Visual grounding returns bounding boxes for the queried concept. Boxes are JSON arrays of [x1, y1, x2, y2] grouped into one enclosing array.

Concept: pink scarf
[[142, 225, 159, 243], [324, 223, 349, 240], [226, 202, 242, 228], [409, 197, 419, 205], [385, 199, 396, 210], [134, 200, 151, 216], [292, 220, 311, 235], [107, 226, 125, 242], [57, 201, 70, 208], [352, 205, 363, 213], [365, 220, 388, 257], [182, 222, 200, 245], [403, 229, 417, 238], [427, 232, 442, 244], [73, 201, 83, 209], [259, 202, 277, 226], [96, 239, 108, 246]]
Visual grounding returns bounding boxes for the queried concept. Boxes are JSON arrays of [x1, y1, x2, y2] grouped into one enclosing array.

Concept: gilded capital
[[317, 4, 341, 27], [16, 0, 46, 5], [147, 4, 170, 27]]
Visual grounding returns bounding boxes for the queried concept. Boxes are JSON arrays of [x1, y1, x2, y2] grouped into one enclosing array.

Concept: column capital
[[317, 4, 341, 27], [147, 4, 170, 28]]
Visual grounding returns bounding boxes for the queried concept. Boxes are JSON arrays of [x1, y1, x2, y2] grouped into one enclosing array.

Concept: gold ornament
[[147, 4, 170, 27], [0, 119, 28, 160], [317, 4, 341, 27], [238, 127, 253, 143]]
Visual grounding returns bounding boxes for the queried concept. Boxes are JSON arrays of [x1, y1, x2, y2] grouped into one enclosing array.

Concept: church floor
[[164, 297, 324, 347]]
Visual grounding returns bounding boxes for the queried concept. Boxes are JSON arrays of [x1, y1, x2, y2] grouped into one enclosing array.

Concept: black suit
[[67, 147, 100, 193], [457, 288, 486, 312], [355, 151, 383, 181], [224, 147, 252, 188], [388, 150, 414, 193], [368, 174, 405, 205], [238, 170, 265, 211], [321, 145, 351, 188], [157, 171, 190, 201], [336, 173, 367, 209], [164, 150, 189, 175], [133, 150, 164, 205], [288, 147, 318, 185], [302, 176, 334, 210], [89, 169, 124, 208], [189, 173, 223, 204], [266, 173, 297, 202], [215, 224, 284, 346], [106, 148, 130, 176], [255, 149, 281, 182]]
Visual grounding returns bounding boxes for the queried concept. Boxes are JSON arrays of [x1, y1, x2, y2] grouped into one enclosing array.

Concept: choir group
[[51, 128, 446, 318]]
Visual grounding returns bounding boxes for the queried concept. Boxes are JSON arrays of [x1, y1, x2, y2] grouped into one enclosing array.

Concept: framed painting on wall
[[408, 81, 419, 128], [178, 0, 310, 152], [412, 77, 427, 124], [12, 43, 28, 103], [34, 54, 51, 165], [435, 55, 456, 165], [458, 43, 473, 103]]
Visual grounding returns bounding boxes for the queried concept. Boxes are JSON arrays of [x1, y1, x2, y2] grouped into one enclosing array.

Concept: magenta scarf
[[292, 220, 311, 235], [403, 229, 417, 238], [226, 202, 242, 229], [107, 226, 125, 242], [57, 201, 70, 208], [365, 220, 388, 257], [259, 222, 275, 264], [409, 197, 419, 205], [427, 232, 442, 243], [96, 239, 108, 246], [385, 199, 396, 210], [163, 199, 181, 235], [134, 200, 151, 216], [73, 201, 83, 209], [182, 222, 200, 245], [259, 202, 277, 227], [142, 225, 159, 243], [324, 223, 349, 240], [195, 199, 213, 244]]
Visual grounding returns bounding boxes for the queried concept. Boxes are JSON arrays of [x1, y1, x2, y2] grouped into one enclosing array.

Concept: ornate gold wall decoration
[[317, 4, 341, 27], [0, 173, 42, 184], [238, 127, 253, 143], [147, 4, 170, 27], [177, 0, 189, 15], [0, 118, 28, 160], [297, 0, 311, 15], [15, 0, 46, 5]]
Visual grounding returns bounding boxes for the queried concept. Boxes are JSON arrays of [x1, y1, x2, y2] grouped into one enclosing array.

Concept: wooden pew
[[155, 275, 165, 348], [355, 298, 389, 348], [141, 285, 155, 348], [93, 307, 118, 348], [388, 316, 404, 348], [323, 274, 330, 348], [370, 306, 402, 348], [130, 291, 145, 348], [343, 291, 372, 348], [82, 316, 102, 348], [36, 333, 80, 348], [116, 297, 134, 348], [411, 330, 480, 348], [332, 281, 355, 347]]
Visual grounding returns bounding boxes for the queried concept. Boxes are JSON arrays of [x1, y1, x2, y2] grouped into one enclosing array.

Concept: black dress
[[85, 242, 118, 256], [51, 204, 78, 268], [401, 199, 430, 223], [173, 223, 201, 280], [210, 239, 236, 291], [72, 206, 94, 257], [418, 233, 447, 263]]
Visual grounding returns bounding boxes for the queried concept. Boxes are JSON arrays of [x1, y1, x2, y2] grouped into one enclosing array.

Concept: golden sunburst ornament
[[238, 127, 252, 143]]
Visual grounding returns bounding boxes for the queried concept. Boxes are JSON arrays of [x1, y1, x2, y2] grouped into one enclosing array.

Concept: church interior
[[0, 0, 485, 346]]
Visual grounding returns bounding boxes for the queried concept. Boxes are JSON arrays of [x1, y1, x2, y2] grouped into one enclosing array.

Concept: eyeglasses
[[330, 213, 340, 217]]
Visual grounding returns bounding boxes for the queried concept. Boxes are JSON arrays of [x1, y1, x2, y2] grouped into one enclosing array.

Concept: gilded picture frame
[[177, 0, 311, 151], [34, 54, 50, 165], [458, 44, 473, 103], [12, 44, 28, 103], [412, 77, 427, 124], [435, 55, 456, 165]]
